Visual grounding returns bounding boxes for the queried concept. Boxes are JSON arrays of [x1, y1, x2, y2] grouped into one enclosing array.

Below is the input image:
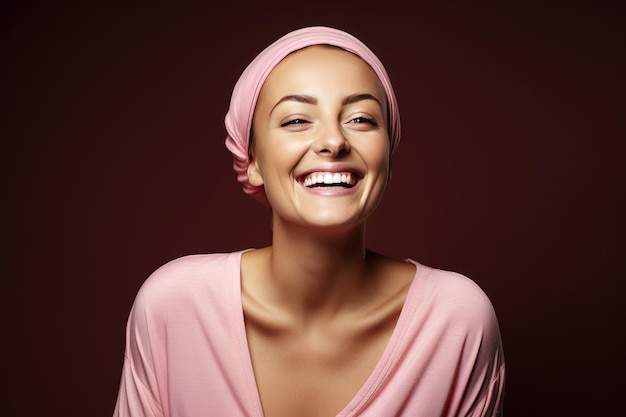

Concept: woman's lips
[[300, 171, 358, 188]]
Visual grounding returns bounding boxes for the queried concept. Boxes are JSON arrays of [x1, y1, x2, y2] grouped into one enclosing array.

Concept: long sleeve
[[113, 296, 165, 417], [471, 362, 505, 417]]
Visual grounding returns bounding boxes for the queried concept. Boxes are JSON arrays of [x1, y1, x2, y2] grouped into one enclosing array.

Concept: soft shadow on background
[[2, 2, 623, 416]]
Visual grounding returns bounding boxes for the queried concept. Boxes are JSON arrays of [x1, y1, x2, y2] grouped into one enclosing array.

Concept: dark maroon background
[[2, 2, 624, 416]]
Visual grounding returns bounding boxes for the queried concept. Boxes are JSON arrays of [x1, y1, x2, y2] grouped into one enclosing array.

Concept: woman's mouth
[[301, 171, 357, 188]]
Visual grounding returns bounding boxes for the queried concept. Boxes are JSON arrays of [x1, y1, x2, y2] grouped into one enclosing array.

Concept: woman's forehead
[[259, 45, 386, 101]]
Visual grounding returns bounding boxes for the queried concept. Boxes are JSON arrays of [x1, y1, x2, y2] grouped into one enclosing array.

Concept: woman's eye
[[351, 117, 378, 126], [281, 118, 308, 127]]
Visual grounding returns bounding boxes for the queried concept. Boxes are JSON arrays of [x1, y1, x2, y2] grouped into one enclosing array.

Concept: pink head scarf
[[224, 26, 401, 203]]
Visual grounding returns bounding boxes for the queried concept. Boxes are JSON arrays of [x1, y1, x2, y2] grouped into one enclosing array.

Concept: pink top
[[113, 251, 505, 416]]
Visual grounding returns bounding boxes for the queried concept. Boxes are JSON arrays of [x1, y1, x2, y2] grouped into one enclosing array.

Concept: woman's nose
[[312, 123, 351, 157]]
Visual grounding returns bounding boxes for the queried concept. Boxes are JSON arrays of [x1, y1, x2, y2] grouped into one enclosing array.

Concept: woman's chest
[[244, 313, 400, 417]]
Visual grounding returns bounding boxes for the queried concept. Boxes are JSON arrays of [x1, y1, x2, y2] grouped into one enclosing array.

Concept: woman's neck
[[261, 216, 372, 320]]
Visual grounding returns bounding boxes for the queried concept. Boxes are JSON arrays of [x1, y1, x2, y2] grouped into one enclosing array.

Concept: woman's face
[[249, 45, 390, 231]]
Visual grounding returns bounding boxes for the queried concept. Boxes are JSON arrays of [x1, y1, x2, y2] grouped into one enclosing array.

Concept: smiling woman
[[112, 26, 505, 417], [248, 45, 390, 230]]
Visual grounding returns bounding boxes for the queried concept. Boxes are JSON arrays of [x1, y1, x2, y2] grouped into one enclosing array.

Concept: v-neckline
[[230, 249, 426, 417]]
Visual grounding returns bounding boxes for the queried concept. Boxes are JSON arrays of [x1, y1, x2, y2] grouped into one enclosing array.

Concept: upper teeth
[[303, 172, 355, 187]]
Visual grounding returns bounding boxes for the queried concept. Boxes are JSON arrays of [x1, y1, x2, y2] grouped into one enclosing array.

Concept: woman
[[113, 26, 505, 417]]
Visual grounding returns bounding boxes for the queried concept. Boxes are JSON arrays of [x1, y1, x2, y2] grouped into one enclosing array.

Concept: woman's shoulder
[[408, 260, 500, 330], [132, 250, 248, 308], [421, 264, 492, 302], [149, 250, 245, 280]]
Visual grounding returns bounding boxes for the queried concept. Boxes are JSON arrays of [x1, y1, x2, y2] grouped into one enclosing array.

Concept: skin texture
[[241, 46, 416, 417]]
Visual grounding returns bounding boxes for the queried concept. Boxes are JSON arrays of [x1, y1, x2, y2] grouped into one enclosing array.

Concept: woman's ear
[[247, 158, 264, 187]]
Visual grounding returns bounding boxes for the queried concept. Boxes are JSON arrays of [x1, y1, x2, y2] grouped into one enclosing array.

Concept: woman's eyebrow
[[270, 95, 317, 115], [342, 93, 383, 109], [270, 93, 383, 115]]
